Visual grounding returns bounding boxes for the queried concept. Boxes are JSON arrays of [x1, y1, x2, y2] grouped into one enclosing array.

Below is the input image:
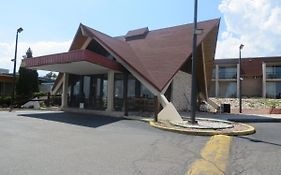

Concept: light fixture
[[10, 27, 23, 111]]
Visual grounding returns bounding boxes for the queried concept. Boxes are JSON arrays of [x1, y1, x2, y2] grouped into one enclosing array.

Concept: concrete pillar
[[262, 62, 266, 98], [61, 73, 69, 108], [215, 65, 219, 97], [237, 63, 240, 98], [123, 72, 128, 116], [106, 71, 114, 111]]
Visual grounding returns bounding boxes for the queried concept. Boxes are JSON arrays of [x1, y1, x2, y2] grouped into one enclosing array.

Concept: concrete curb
[[122, 116, 154, 122], [227, 118, 281, 123], [149, 121, 256, 136]]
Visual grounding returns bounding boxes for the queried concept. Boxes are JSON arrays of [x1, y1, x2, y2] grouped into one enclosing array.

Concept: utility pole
[[10, 27, 23, 111], [239, 44, 244, 113], [190, 0, 198, 124]]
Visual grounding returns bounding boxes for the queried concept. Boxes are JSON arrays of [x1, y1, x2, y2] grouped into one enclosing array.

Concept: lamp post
[[10, 27, 23, 111], [239, 44, 244, 113], [190, 0, 198, 124]]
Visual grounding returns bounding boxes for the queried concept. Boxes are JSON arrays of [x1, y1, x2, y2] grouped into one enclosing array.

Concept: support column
[[106, 71, 114, 111], [123, 72, 128, 116], [61, 73, 69, 108], [154, 96, 160, 122], [215, 64, 219, 97], [262, 62, 266, 98], [237, 63, 240, 98]]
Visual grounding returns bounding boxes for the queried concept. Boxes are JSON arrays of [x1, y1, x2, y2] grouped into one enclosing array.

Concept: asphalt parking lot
[[0, 110, 209, 175]]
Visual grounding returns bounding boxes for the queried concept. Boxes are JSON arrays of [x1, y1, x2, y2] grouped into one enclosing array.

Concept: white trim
[[106, 70, 114, 111], [161, 78, 173, 94], [236, 63, 240, 98], [201, 42, 208, 97], [215, 64, 219, 97], [51, 76, 63, 95], [262, 62, 266, 98], [61, 73, 69, 108], [81, 37, 92, 50], [158, 93, 169, 107]]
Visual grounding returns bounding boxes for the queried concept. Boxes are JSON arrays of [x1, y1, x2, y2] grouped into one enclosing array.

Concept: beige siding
[[242, 78, 262, 97], [171, 71, 192, 111]]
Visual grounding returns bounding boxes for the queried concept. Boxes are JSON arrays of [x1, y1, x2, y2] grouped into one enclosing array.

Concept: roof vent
[[125, 27, 149, 41]]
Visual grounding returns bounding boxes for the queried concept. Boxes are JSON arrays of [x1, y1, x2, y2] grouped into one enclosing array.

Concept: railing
[[266, 73, 281, 79]]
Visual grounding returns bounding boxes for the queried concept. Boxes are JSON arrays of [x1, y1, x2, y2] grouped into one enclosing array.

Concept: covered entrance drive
[[22, 19, 220, 122], [22, 49, 158, 116], [23, 49, 125, 112]]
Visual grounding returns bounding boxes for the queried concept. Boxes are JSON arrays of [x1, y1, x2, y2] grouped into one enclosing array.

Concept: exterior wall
[[242, 78, 262, 97], [211, 63, 262, 98], [210, 64, 238, 98], [212, 59, 281, 99], [264, 63, 281, 98], [171, 71, 192, 111]]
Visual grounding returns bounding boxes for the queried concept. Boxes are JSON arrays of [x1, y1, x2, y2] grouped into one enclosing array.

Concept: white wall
[[171, 71, 192, 111]]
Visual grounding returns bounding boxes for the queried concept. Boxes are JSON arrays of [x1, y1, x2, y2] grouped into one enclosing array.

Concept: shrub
[[0, 96, 11, 107]]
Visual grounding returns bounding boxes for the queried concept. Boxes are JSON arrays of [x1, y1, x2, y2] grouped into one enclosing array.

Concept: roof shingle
[[81, 18, 220, 91]]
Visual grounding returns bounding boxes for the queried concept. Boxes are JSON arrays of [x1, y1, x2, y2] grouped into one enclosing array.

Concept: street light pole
[[190, 0, 198, 124], [10, 27, 23, 111], [239, 44, 244, 113]]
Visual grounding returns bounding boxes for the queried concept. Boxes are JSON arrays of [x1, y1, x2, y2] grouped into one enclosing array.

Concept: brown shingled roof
[[24, 19, 220, 93], [80, 18, 220, 91]]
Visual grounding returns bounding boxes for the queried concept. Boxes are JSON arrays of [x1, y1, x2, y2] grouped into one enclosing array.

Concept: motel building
[[210, 57, 281, 99], [22, 19, 219, 121]]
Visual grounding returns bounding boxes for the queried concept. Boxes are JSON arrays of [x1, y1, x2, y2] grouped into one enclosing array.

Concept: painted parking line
[[186, 135, 232, 175]]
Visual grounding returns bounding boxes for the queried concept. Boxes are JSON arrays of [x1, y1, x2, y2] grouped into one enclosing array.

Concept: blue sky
[[0, 0, 222, 41], [1, 0, 281, 75]]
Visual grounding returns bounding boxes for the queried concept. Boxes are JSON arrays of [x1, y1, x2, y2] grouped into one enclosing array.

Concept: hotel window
[[219, 66, 237, 79], [266, 65, 281, 79], [219, 82, 237, 98], [266, 82, 281, 99]]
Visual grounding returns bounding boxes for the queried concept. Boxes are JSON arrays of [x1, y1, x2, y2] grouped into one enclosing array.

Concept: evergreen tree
[[16, 48, 39, 97]]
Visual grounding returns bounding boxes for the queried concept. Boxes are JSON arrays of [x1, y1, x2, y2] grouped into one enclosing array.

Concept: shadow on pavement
[[20, 112, 123, 128], [237, 136, 281, 147]]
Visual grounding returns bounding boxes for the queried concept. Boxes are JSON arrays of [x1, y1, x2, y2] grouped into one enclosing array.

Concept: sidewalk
[[124, 112, 281, 123], [181, 112, 281, 123]]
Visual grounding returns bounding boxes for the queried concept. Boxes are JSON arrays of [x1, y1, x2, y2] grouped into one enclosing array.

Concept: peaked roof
[[78, 18, 220, 91]]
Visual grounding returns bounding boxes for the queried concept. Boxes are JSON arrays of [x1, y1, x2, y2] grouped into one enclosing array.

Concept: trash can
[[221, 104, 231, 113]]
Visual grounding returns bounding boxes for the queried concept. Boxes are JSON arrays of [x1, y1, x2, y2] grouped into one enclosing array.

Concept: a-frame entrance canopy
[[22, 18, 220, 98]]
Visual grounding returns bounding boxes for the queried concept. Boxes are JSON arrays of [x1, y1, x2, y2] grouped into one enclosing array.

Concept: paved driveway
[[0, 110, 208, 175]]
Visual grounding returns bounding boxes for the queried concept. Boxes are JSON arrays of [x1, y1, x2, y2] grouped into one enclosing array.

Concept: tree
[[16, 48, 39, 97], [44, 71, 57, 80]]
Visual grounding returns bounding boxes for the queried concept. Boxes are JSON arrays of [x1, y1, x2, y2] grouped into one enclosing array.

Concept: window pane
[[128, 80, 135, 97], [219, 67, 237, 79], [266, 82, 281, 98], [83, 76, 91, 99], [266, 65, 281, 79], [219, 82, 237, 98]]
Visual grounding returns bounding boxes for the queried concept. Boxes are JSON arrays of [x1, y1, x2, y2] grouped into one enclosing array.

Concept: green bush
[[0, 96, 11, 107], [33, 92, 46, 98]]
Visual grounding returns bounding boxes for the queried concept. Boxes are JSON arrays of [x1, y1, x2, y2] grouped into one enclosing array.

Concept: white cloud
[[0, 40, 71, 76], [216, 0, 281, 59]]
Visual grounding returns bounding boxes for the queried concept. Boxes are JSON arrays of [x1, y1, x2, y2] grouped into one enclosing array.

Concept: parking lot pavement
[[228, 123, 281, 175], [0, 110, 209, 175]]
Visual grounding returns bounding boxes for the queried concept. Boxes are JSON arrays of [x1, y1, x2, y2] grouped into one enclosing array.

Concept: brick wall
[[171, 71, 192, 111]]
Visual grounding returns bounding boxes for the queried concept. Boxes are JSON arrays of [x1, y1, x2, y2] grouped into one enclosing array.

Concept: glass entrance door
[[90, 74, 108, 110]]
